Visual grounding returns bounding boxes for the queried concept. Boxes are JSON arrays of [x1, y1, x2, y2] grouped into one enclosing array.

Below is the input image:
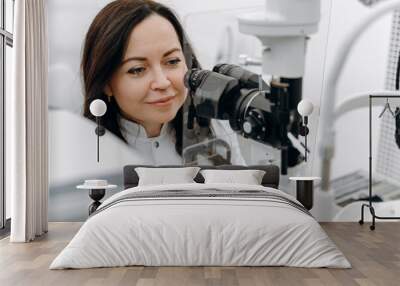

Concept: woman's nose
[[150, 68, 171, 90]]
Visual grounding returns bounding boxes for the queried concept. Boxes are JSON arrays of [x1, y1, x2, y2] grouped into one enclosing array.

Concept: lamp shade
[[297, 99, 314, 116], [90, 99, 107, 117]]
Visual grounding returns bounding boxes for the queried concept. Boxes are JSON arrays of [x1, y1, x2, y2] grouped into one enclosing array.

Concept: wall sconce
[[89, 99, 107, 162], [297, 99, 314, 162]]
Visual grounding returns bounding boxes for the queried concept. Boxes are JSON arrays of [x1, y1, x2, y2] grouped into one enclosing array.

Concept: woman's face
[[106, 14, 188, 125]]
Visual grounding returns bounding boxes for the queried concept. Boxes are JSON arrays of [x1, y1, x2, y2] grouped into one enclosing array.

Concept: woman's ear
[[104, 84, 112, 97]]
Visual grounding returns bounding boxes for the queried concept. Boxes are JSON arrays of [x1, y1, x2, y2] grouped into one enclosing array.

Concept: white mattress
[[50, 183, 351, 269]]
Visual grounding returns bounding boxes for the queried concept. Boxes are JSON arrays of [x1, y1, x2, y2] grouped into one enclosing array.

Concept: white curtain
[[8, 0, 48, 242]]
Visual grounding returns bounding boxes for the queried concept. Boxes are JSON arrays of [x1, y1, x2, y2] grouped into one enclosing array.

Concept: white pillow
[[200, 169, 266, 185], [135, 167, 201, 186]]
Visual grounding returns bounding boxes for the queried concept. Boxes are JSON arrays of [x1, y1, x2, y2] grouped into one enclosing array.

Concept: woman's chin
[[147, 109, 177, 124]]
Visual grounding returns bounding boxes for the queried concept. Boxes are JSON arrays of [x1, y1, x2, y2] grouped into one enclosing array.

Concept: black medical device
[[184, 64, 305, 174]]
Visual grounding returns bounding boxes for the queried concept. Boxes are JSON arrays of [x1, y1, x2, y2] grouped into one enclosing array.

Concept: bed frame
[[123, 165, 280, 189]]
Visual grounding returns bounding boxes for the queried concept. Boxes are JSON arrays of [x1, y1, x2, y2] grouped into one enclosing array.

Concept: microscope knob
[[243, 121, 253, 134], [243, 110, 265, 138]]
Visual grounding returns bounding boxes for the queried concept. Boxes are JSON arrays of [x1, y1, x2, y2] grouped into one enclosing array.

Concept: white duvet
[[50, 183, 351, 269]]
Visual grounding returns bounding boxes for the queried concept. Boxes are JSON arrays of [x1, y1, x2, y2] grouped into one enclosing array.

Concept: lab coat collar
[[118, 115, 171, 143]]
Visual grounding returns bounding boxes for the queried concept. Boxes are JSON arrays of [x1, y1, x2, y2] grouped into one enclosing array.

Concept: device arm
[[319, 0, 400, 191]]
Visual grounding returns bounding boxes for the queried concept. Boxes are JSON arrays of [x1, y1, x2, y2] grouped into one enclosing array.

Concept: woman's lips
[[146, 96, 175, 106]]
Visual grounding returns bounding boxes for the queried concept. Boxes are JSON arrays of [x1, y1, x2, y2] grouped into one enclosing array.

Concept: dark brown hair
[[82, 0, 200, 155]]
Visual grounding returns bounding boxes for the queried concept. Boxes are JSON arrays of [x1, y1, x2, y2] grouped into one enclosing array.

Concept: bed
[[50, 164, 350, 269]]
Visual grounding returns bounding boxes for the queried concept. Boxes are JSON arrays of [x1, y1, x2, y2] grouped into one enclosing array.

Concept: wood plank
[[0, 222, 399, 286]]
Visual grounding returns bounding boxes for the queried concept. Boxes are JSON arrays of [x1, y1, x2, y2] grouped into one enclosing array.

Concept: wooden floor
[[0, 222, 399, 286]]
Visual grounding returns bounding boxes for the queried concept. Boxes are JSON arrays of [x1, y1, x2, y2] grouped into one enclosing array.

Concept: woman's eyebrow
[[163, 47, 181, 57], [121, 48, 181, 65]]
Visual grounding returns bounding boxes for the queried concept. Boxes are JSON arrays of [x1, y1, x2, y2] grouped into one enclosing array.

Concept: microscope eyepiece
[[184, 69, 210, 91], [213, 63, 268, 90]]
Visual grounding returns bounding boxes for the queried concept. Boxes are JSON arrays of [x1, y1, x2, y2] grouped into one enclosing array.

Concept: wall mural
[[48, 0, 318, 221]]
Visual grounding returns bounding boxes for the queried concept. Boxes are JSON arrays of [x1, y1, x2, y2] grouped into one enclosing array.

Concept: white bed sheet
[[50, 183, 351, 269]]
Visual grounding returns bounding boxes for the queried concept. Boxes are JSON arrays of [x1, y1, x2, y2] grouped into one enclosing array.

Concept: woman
[[82, 0, 245, 165]]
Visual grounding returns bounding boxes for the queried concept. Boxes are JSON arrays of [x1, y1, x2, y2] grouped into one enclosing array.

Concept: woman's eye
[[128, 67, 145, 75], [166, 58, 181, 66]]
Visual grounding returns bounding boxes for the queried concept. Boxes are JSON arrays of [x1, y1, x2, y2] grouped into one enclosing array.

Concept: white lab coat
[[119, 116, 246, 166]]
